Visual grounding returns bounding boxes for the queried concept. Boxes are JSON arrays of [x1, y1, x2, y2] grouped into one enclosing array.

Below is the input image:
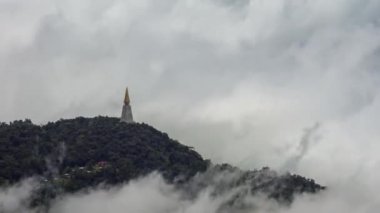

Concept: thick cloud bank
[[0, 172, 374, 213], [1, 0, 380, 212], [0, 172, 322, 213]]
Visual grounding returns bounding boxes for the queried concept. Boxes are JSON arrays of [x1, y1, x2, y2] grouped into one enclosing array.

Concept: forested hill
[[0, 117, 325, 209], [0, 117, 207, 188]]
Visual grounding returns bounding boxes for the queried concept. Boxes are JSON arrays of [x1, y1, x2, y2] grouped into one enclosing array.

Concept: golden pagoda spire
[[121, 87, 134, 123], [124, 87, 130, 105]]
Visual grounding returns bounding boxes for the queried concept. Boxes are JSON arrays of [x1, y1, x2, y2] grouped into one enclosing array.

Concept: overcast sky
[[2, 0, 380, 205]]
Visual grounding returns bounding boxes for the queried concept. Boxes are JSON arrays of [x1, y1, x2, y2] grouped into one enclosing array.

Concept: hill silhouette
[[0, 117, 324, 209]]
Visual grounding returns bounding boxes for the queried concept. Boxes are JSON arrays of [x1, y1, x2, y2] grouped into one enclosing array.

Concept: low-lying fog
[[1, 0, 380, 212]]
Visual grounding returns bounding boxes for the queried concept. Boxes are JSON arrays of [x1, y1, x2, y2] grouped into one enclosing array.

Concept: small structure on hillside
[[120, 87, 134, 123]]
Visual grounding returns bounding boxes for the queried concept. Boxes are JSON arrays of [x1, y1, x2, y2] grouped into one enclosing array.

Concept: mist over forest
[[2, 0, 380, 212], [0, 117, 325, 212]]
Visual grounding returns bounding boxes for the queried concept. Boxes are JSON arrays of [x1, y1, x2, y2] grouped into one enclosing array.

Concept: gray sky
[[2, 0, 380, 205]]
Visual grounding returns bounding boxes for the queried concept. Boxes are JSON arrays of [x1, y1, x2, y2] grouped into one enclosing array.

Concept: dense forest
[[0, 117, 325, 209]]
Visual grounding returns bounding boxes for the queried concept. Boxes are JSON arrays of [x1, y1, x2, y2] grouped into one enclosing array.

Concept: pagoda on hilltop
[[121, 87, 134, 123]]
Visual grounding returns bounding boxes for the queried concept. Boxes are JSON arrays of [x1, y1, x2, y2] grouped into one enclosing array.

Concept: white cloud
[[0, 178, 37, 213], [1, 0, 380, 212]]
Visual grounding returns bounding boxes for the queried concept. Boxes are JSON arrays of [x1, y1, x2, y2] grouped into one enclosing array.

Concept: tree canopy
[[0, 116, 324, 209]]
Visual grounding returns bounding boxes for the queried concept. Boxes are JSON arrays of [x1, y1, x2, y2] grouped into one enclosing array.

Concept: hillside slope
[[0, 117, 207, 187], [0, 117, 324, 209]]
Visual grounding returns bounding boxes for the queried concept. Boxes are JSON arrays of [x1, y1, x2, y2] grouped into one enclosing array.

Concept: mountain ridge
[[0, 116, 325, 210]]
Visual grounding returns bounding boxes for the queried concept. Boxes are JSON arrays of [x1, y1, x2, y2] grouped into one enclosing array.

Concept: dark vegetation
[[0, 116, 324, 209], [185, 164, 325, 208]]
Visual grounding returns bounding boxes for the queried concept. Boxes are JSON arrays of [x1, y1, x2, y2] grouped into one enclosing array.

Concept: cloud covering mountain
[[1, 0, 380, 212]]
